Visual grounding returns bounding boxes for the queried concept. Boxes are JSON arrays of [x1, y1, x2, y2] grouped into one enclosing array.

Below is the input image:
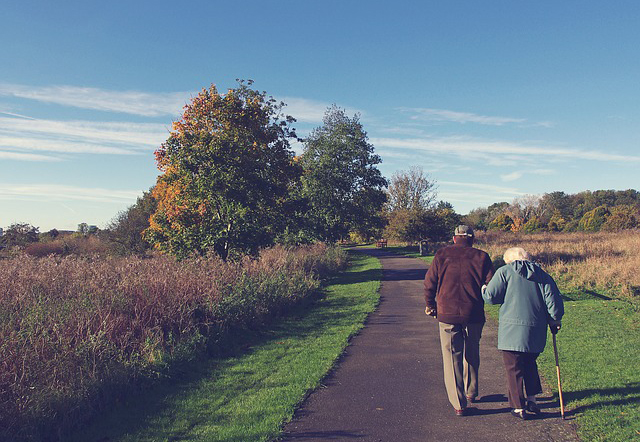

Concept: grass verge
[[67, 251, 382, 442]]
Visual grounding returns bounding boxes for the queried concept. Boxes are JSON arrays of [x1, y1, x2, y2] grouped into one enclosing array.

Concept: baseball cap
[[454, 225, 474, 237]]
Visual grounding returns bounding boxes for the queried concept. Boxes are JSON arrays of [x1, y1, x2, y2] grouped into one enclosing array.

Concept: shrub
[[547, 210, 567, 232], [24, 242, 65, 257], [562, 219, 580, 232], [0, 243, 346, 441], [601, 205, 639, 231], [578, 205, 610, 231], [489, 213, 514, 231], [521, 216, 544, 233]]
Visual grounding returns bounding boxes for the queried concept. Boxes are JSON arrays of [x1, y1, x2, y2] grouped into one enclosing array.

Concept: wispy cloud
[[398, 108, 552, 127], [0, 110, 36, 120], [0, 151, 61, 162], [0, 116, 168, 159], [500, 168, 555, 182], [532, 169, 555, 175], [438, 180, 527, 207], [0, 183, 141, 203], [0, 83, 191, 117], [0, 83, 365, 122], [0, 137, 138, 155], [501, 171, 523, 182], [280, 97, 331, 123], [281, 97, 365, 124], [0, 117, 168, 147], [440, 180, 526, 194], [371, 136, 640, 164]]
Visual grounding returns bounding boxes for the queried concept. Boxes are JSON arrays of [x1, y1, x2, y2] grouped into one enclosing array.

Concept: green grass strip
[[68, 252, 381, 442], [539, 300, 639, 442]]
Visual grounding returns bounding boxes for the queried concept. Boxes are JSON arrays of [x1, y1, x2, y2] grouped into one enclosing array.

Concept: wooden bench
[[376, 239, 387, 248]]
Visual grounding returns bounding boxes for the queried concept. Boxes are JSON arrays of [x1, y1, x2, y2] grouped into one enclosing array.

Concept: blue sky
[[2, 1, 640, 231]]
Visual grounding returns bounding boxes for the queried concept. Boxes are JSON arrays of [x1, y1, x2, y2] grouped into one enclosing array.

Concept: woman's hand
[[549, 320, 562, 334]]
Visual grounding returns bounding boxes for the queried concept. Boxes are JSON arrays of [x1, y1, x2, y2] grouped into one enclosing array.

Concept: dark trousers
[[501, 350, 542, 409]]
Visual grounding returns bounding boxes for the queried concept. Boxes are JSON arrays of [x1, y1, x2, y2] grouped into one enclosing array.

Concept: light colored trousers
[[438, 322, 483, 410]]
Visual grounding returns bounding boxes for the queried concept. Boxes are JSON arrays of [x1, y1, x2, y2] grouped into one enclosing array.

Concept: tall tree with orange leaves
[[145, 81, 301, 259]]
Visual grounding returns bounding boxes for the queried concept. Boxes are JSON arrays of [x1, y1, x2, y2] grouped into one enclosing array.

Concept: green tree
[[539, 191, 572, 224], [1, 223, 39, 248], [601, 205, 639, 231], [383, 167, 444, 243], [107, 189, 157, 255], [77, 223, 89, 236], [547, 209, 567, 232], [429, 203, 462, 241], [299, 106, 387, 242], [386, 166, 437, 212], [145, 81, 301, 259], [578, 205, 610, 232], [521, 216, 544, 233], [489, 213, 514, 231], [614, 189, 640, 206], [462, 207, 490, 231]]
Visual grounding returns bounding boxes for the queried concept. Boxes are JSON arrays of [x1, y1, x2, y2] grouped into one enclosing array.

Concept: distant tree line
[[463, 189, 640, 233]]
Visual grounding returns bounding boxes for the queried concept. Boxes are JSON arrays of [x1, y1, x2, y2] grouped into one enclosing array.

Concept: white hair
[[503, 247, 531, 264]]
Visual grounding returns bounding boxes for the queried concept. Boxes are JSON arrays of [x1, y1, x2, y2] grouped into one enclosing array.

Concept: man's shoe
[[455, 408, 467, 417], [526, 401, 542, 415], [510, 409, 528, 420]]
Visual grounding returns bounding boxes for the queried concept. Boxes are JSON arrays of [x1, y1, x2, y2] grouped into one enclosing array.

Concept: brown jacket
[[424, 243, 494, 324]]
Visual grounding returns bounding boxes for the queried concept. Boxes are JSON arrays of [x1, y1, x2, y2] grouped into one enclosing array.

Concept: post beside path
[[281, 249, 577, 442]]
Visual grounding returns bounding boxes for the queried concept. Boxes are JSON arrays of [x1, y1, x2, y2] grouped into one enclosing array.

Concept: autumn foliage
[[145, 81, 301, 259]]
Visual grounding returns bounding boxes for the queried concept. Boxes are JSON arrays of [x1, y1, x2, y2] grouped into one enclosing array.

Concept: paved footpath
[[281, 249, 577, 442]]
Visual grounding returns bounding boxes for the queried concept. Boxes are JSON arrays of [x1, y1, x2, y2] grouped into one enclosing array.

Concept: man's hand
[[549, 320, 561, 335], [425, 306, 437, 318]]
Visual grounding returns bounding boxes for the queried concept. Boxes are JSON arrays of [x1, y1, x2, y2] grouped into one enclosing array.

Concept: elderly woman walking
[[483, 247, 564, 420]]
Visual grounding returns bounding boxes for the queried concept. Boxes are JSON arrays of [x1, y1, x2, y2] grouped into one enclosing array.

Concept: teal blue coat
[[483, 261, 564, 353]]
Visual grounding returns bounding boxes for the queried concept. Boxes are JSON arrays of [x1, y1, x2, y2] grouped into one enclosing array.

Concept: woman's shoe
[[510, 409, 528, 420], [526, 401, 542, 415]]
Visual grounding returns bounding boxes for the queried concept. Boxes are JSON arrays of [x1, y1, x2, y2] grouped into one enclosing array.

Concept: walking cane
[[552, 333, 565, 419]]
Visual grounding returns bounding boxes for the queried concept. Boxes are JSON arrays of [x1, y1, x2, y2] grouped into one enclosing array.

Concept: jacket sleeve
[[541, 275, 564, 322], [483, 267, 507, 305], [483, 253, 495, 285], [424, 256, 439, 310]]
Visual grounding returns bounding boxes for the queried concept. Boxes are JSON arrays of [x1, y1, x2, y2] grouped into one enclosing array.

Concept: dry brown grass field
[[475, 230, 640, 301], [0, 243, 347, 441]]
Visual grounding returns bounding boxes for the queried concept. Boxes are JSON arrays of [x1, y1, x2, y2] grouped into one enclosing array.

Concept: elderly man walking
[[424, 225, 495, 416]]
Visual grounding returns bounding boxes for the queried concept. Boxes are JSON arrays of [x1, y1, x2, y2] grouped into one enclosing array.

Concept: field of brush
[[0, 244, 346, 442], [476, 230, 640, 301], [2, 231, 638, 442]]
